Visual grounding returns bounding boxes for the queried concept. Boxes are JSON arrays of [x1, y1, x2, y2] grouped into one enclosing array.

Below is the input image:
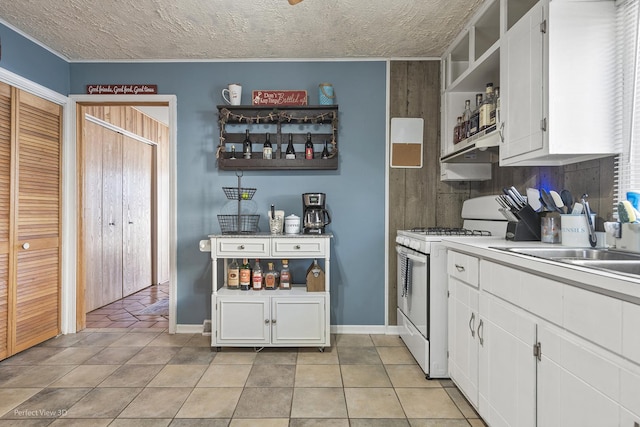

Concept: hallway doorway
[[75, 100, 173, 331]]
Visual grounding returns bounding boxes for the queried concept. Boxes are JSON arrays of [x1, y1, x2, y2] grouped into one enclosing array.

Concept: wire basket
[[222, 187, 256, 200], [218, 214, 260, 234]]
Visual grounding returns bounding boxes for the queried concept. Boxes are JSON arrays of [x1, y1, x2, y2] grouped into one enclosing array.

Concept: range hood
[[440, 126, 500, 164]]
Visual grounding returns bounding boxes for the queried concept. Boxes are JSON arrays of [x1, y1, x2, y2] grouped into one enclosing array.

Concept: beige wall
[[388, 60, 617, 324]]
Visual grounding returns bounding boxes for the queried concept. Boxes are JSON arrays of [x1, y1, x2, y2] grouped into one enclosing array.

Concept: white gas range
[[395, 195, 508, 378]]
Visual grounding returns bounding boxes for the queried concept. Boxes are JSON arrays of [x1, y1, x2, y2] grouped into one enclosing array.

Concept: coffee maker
[[303, 193, 331, 234]]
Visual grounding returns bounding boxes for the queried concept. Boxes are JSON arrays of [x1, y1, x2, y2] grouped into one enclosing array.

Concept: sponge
[[619, 200, 637, 223]]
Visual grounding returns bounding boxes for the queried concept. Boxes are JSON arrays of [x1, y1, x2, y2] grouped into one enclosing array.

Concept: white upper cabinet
[[441, 0, 617, 170], [500, 0, 617, 166]]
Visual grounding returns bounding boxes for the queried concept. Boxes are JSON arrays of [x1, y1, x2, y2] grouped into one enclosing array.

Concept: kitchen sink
[[490, 246, 640, 278], [492, 247, 640, 261]]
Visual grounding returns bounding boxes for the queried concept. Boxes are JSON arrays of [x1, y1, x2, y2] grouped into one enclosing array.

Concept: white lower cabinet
[[215, 293, 327, 347], [448, 276, 480, 407], [208, 234, 332, 349], [447, 252, 640, 427], [478, 293, 537, 427]]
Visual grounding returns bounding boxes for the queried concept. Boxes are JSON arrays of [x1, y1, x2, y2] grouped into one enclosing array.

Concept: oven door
[[396, 245, 429, 338]]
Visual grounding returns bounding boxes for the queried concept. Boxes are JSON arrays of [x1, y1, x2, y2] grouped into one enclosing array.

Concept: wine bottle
[[305, 132, 314, 160], [490, 86, 499, 129], [239, 258, 251, 291], [321, 140, 330, 159], [252, 259, 263, 290], [242, 129, 252, 159], [227, 258, 239, 289], [285, 133, 296, 159], [279, 259, 291, 290], [262, 133, 273, 159]]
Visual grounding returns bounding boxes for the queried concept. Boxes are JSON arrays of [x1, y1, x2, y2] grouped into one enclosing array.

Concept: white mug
[[222, 84, 242, 105]]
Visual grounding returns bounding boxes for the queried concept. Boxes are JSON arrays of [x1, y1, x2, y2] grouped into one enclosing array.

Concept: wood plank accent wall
[[387, 60, 616, 325]]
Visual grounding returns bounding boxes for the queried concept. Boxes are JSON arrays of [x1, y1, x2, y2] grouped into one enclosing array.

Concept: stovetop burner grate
[[409, 227, 492, 237]]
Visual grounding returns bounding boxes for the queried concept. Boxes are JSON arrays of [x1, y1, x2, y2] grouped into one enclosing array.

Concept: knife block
[[506, 205, 541, 241]]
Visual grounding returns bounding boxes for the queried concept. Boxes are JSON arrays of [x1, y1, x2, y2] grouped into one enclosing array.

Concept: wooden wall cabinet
[[216, 105, 339, 170], [0, 82, 62, 360]]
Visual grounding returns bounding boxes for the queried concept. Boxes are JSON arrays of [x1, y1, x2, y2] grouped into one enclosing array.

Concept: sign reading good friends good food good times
[[86, 84, 158, 95]]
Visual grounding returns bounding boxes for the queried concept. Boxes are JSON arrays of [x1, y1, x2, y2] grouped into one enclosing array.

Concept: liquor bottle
[[453, 116, 463, 144], [264, 262, 278, 290], [321, 140, 330, 159], [229, 145, 237, 160], [262, 133, 273, 159], [490, 86, 500, 129], [469, 93, 482, 136], [462, 99, 472, 140], [479, 83, 494, 132], [227, 258, 239, 289], [239, 258, 251, 291], [252, 259, 263, 290], [242, 129, 252, 159], [305, 132, 314, 160], [279, 259, 291, 290], [285, 133, 296, 159]]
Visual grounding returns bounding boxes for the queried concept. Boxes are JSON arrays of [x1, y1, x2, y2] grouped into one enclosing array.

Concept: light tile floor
[[0, 329, 487, 426], [86, 284, 170, 329]]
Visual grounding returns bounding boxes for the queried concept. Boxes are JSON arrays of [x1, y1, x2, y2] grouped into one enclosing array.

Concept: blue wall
[[69, 61, 388, 326], [0, 20, 389, 327], [0, 23, 69, 94]]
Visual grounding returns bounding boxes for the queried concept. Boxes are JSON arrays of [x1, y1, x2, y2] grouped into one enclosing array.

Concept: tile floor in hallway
[[0, 329, 487, 426], [86, 284, 170, 329]]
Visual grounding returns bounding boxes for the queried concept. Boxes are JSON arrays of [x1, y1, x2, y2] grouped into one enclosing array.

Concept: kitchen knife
[[510, 186, 527, 205], [507, 188, 525, 209]]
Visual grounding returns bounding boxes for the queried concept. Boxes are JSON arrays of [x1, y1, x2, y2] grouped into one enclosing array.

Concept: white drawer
[[272, 238, 326, 258], [215, 238, 270, 257], [448, 250, 479, 288]]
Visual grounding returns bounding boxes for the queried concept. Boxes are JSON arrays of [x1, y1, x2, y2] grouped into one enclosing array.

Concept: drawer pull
[[455, 264, 465, 272], [294, 245, 301, 250], [22, 242, 30, 250], [238, 245, 245, 250]]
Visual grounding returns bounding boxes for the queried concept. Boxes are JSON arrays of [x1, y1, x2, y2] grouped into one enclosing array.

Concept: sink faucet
[[581, 194, 598, 248]]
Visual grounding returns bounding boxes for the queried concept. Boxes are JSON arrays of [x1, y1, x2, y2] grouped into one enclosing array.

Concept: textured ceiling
[[0, 0, 484, 61]]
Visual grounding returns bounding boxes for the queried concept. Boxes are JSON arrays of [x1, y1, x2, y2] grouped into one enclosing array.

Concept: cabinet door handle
[[455, 264, 465, 272], [22, 242, 30, 250], [264, 319, 270, 324], [478, 319, 484, 346], [469, 312, 475, 338], [128, 221, 134, 224], [271, 319, 277, 324], [239, 245, 245, 250], [109, 222, 115, 226], [294, 245, 301, 250]]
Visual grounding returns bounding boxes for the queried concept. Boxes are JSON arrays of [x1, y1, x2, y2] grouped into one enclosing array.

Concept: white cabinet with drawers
[[208, 234, 332, 350]]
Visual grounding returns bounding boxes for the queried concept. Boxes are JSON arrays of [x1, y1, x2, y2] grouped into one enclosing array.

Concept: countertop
[[440, 236, 640, 305]]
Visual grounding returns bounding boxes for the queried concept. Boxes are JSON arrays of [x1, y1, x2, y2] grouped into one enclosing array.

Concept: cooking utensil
[[550, 190, 565, 213], [540, 189, 561, 213], [560, 189, 573, 214], [572, 202, 584, 215], [581, 194, 598, 248], [527, 188, 542, 212]]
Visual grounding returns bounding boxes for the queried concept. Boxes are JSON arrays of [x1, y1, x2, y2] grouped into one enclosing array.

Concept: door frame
[[70, 94, 178, 334]]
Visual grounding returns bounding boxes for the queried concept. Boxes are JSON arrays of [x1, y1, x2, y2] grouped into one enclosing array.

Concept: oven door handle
[[395, 247, 427, 264]]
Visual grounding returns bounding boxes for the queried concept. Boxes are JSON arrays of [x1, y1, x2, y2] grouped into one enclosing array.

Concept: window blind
[[614, 0, 640, 214]]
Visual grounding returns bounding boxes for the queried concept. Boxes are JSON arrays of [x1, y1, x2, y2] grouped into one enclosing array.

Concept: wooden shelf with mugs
[[216, 105, 339, 171]]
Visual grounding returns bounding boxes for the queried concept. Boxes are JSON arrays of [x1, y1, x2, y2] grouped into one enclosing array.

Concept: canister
[[284, 214, 300, 234], [318, 83, 335, 105]]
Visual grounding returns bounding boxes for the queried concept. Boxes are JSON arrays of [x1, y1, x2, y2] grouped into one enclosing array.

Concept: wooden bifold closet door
[[0, 82, 62, 359], [82, 118, 152, 313]]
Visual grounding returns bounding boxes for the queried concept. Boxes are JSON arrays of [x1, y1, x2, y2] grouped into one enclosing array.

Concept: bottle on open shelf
[[252, 259, 263, 290], [240, 258, 251, 291], [285, 134, 296, 159], [305, 132, 314, 159], [262, 133, 273, 159], [279, 259, 291, 290], [227, 258, 239, 289], [242, 130, 252, 159]]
